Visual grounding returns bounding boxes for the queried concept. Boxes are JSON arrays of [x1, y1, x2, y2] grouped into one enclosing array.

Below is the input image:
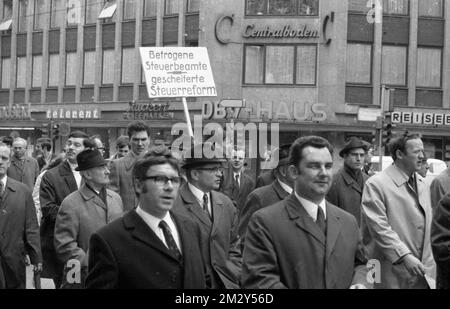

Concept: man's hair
[[69, 131, 89, 139], [13, 137, 27, 147], [37, 138, 52, 152], [388, 132, 422, 161], [1, 136, 13, 147], [289, 136, 333, 167], [127, 121, 151, 139], [116, 135, 130, 148], [133, 147, 180, 184]]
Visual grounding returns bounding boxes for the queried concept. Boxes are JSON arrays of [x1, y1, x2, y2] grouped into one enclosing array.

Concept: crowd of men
[[0, 121, 450, 289]]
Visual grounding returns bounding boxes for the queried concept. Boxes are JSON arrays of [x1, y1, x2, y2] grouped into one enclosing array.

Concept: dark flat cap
[[75, 149, 107, 171], [182, 143, 226, 169], [339, 137, 369, 158]]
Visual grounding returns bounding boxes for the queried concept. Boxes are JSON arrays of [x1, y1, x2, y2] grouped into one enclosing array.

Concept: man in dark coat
[[242, 136, 368, 289], [0, 144, 42, 289], [238, 144, 293, 245], [327, 137, 369, 226], [86, 148, 206, 289], [431, 193, 450, 289], [220, 148, 255, 211], [173, 143, 241, 289], [255, 169, 275, 188], [39, 131, 90, 287], [7, 137, 40, 191]]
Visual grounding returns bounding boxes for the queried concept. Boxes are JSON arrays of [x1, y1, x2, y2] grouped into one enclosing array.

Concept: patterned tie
[[159, 220, 182, 261], [203, 193, 210, 217], [316, 206, 327, 235]]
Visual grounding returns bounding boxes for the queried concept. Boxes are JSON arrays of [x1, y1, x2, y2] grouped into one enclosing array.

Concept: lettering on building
[[391, 111, 450, 126], [123, 101, 174, 120], [0, 104, 32, 120], [46, 107, 101, 120], [243, 24, 319, 39]]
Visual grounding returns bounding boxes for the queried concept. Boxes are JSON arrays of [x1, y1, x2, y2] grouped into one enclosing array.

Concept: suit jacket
[[108, 152, 139, 212], [430, 168, 450, 210], [7, 156, 39, 192], [327, 167, 369, 226], [255, 170, 276, 188], [242, 193, 367, 289], [39, 160, 78, 282], [54, 185, 124, 268], [238, 180, 290, 240], [85, 210, 206, 289], [173, 184, 242, 289], [220, 166, 255, 212], [362, 164, 436, 289], [0, 177, 42, 289], [431, 194, 450, 289]]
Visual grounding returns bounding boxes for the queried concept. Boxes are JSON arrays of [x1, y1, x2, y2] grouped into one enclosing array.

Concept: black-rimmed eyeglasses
[[142, 176, 181, 186]]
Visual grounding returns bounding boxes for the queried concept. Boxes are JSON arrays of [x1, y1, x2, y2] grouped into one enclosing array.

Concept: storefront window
[[417, 47, 441, 88], [122, 47, 135, 83], [296, 45, 316, 85], [381, 45, 407, 86], [86, 0, 103, 24], [266, 46, 294, 84], [102, 49, 115, 84], [419, 0, 443, 17], [51, 0, 65, 28], [383, 0, 409, 15], [18, 0, 30, 32], [34, 0, 47, 30], [123, 0, 136, 20], [246, 0, 318, 16], [245, 46, 264, 84], [346, 43, 372, 84], [144, 0, 157, 17], [48, 53, 60, 87], [16, 56, 26, 88], [423, 138, 443, 160]]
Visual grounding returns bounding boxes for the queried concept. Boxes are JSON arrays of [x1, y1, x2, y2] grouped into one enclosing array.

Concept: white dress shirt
[[294, 192, 327, 221], [278, 179, 293, 194], [233, 172, 240, 186], [0, 175, 7, 193], [135, 206, 182, 253], [68, 161, 82, 189], [188, 183, 211, 216]]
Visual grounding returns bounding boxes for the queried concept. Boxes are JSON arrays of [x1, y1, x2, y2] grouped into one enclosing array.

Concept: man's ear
[[395, 149, 404, 161], [134, 178, 143, 196], [288, 165, 299, 180], [191, 169, 200, 182]]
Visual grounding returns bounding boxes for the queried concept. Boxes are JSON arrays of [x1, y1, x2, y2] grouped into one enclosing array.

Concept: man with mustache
[[39, 131, 90, 288], [109, 121, 151, 211], [242, 136, 367, 289], [173, 143, 241, 289], [362, 133, 436, 288], [86, 148, 206, 288]]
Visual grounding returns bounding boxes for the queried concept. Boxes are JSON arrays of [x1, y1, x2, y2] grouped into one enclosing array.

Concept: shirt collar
[[277, 179, 293, 194], [67, 160, 78, 171], [136, 205, 172, 231], [294, 191, 326, 221], [188, 182, 210, 203], [0, 175, 7, 188]]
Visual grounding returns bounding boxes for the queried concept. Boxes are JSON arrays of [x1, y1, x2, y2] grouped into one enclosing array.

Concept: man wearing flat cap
[[327, 137, 369, 226], [237, 144, 293, 248], [173, 143, 242, 289], [54, 149, 123, 288]]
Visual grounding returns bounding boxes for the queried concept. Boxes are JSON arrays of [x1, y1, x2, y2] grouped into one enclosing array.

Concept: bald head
[[13, 138, 27, 159]]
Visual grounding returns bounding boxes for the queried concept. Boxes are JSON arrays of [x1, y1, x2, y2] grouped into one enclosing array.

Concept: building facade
[[1, 0, 450, 175]]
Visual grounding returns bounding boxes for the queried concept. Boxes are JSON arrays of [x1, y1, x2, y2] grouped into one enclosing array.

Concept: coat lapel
[[79, 185, 107, 211], [272, 180, 290, 200], [124, 211, 180, 262], [341, 169, 362, 194], [180, 185, 212, 227], [60, 161, 78, 191], [124, 153, 137, 171], [210, 191, 223, 235], [325, 203, 342, 259], [285, 194, 326, 247]]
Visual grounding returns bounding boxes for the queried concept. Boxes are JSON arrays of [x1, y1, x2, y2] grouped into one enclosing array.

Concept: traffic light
[[40, 123, 50, 138], [52, 123, 60, 140], [370, 129, 378, 146], [382, 123, 394, 147]]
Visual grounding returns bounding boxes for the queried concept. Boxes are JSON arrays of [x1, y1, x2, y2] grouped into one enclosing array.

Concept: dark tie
[[234, 174, 240, 189], [316, 206, 327, 235], [408, 175, 417, 194], [159, 220, 182, 261], [203, 193, 210, 217]]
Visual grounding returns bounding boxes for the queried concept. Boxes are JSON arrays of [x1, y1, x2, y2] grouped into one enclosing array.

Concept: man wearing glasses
[[173, 143, 241, 289], [327, 137, 369, 227], [86, 148, 206, 289]]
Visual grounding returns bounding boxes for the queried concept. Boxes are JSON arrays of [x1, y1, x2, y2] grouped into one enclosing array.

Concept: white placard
[[357, 107, 382, 122], [140, 47, 217, 98]]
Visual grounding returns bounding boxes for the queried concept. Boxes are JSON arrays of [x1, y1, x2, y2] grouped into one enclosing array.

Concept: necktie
[[0, 181, 3, 198], [203, 193, 210, 217], [234, 174, 240, 189], [408, 175, 416, 194], [316, 206, 327, 235], [159, 220, 182, 261]]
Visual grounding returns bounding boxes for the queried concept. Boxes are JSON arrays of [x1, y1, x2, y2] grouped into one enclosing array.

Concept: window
[[348, 0, 369, 12], [244, 44, 317, 85], [18, 0, 30, 32], [99, 0, 117, 20], [102, 49, 115, 84], [122, 48, 135, 83], [1, 58, 10, 89], [51, 0, 65, 28], [66, 52, 77, 86], [34, 0, 46, 30], [123, 0, 136, 19], [0, 0, 13, 31], [86, 0, 103, 24], [32, 55, 43, 88], [346, 43, 372, 84], [188, 0, 200, 12], [246, 0, 318, 16], [383, 0, 409, 15], [381, 45, 407, 85], [417, 47, 441, 88], [165, 0, 181, 15], [16, 56, 27, 88], [419, 0, 443, 17], [84, 51, 95, 85], [48, 53, 60, 87], [144, 0, 157, 17]]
